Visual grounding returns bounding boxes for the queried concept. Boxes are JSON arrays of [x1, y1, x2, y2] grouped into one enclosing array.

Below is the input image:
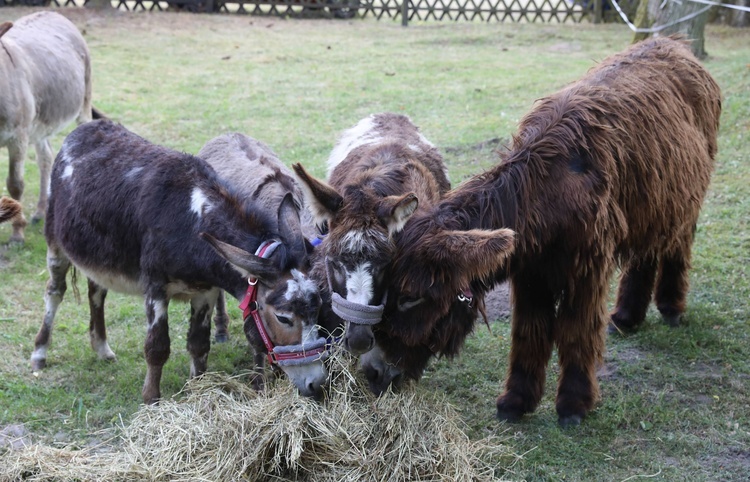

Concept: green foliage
[[0, 9, 748, 480]]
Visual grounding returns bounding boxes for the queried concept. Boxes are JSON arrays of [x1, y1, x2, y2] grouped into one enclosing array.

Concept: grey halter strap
[[325, 256, 385, 326]]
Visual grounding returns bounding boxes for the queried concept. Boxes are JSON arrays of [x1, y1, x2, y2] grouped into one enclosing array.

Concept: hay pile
[[0, 352, 518, 481]]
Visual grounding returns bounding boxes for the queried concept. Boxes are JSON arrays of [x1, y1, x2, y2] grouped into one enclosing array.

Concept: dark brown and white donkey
[[31, 120, 328, 403], [1, 12, 101, 243], [362, 37, 721, 426], [292, 113, 450, 355]]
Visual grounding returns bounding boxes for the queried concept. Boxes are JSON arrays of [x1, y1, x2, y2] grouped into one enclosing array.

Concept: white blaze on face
[[301, 321, 319, 344], [346, 262, 374, 306], [327, 115, 380, 176], [190, 187, 211, 217], [285, 269, 319, 302], [340, 228, 387, 253]]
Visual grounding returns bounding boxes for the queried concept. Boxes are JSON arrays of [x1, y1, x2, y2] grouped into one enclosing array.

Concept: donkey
[[1, 11, 100, 243], [361, 37, 722, 426], [30, 120, 328, 403], [292, 113, 450, 355], [0, 196, 21, 224], [197, 132, 326, 388]]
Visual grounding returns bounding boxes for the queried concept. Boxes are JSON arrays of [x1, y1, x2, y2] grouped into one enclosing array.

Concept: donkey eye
[[275, 314, 294, 326], [397, 295, 425, 311]]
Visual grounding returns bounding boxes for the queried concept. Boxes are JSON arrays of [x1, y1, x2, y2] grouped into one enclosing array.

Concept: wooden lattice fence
[[1, 0, 634, 24]]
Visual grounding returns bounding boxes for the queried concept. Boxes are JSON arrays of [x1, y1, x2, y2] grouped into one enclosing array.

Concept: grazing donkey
[[362, 37, 722, 426], [31, 120, 328, 403], [292, 113, 450, 355], [0, 196, 21, 224], [0, 11, 100, 243], [197, 132, 326, 389]]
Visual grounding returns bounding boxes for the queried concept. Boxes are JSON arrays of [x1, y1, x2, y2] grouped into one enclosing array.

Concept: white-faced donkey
[[292, 113, 450, 359], [30, 120, 328, 403]]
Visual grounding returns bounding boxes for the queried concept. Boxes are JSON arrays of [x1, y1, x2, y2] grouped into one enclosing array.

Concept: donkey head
[[293, 163, 418, 355], [360, 214, 516, 395], [201, 195, 327, 398]]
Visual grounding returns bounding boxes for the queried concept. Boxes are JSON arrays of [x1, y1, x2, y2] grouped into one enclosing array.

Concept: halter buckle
[[457, 291, 473, 307]]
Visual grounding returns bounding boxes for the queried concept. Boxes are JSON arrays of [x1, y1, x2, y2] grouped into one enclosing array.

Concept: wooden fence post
[[594, 0, 603, 23], [402, 0, 409, 26]]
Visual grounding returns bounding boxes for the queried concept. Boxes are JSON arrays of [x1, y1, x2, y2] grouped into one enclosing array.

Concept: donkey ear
[[292, 163, 343, 229], [378, 193, 418, 236], [427, 228, 516, 277], [200, 232, 280, 282], [0, 196, 22, 223], [277, 192, 307, 261]]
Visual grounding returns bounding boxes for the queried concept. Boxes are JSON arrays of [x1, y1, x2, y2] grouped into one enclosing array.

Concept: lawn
[[0, 7, 748, 481]]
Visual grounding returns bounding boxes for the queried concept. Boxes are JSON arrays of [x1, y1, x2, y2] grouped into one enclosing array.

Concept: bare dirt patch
[[484, 282, 511, 322]]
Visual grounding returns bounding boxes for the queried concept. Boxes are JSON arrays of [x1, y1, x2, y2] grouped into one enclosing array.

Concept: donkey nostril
[[346, 334, 375, 355], [307, 380, 324, 400], [365, 365, 382, 383]]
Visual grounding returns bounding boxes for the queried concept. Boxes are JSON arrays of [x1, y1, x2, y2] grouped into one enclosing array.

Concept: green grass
[[1, 7, 749, 480]]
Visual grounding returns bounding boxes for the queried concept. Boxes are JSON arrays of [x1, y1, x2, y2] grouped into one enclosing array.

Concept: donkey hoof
[[214, 332, 229, 343], [496, 397, 525, 422], [7, 235, 24, 245], [249, 373, 266, 392], [558, 414, 583, 428], [496, 407, 524, 422], [607, 318, 638, 336], [662, 314, 682, 328], [607, 322, 630, 336], [30, 358, 46, 371], [30, 214, 43, 225]]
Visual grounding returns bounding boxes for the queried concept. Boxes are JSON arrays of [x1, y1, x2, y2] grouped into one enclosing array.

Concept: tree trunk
[[728, 0, 750, 26], [632, 0, 712, 58]]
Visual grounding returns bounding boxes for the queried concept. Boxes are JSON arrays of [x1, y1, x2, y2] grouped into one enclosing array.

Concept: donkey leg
[[31, 245, 71, 370], [88, 278, 116, 361], [212, 290, 230, 343], [609, 255, 658, 333], [554, 269, 611, 427], [143, 294, 171, 405], [187, 289, 218, 378], [6, 139, 28, 243], [243, 316, 268, 391], [655, 237, 693, 327], [250, 352, 267, 391], [496, 273, 555, 422], [31, 139, 54, 224]]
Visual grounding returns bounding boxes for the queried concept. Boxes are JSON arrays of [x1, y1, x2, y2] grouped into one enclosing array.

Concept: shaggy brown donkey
[[362, 36, 722, 427]]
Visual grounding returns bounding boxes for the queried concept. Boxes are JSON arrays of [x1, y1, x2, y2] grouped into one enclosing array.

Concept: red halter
[[239, 240, 327, 366]]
